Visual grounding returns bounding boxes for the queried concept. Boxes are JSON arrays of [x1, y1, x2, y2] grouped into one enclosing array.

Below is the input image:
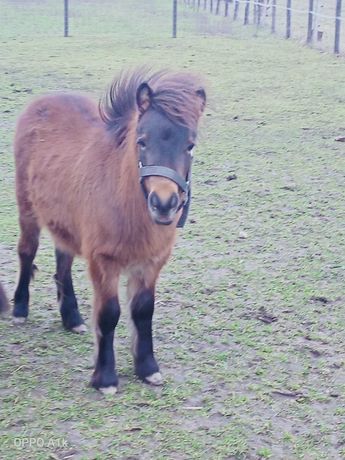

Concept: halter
[[138, 157, 192, 228]]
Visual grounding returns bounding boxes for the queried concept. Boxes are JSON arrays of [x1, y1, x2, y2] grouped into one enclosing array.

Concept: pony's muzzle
[[148, 191, 179, 225]]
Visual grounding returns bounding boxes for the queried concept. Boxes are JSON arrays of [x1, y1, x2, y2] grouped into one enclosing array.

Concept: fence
[[1, 0, 343, 54], [182, 0, 344, 54]]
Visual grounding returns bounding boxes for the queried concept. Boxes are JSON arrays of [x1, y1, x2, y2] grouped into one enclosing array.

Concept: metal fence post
[[334, 0, 342, 53], [286, 0, 292, 38], [64, 0, 69, 37], [173, 0, 177, 38]]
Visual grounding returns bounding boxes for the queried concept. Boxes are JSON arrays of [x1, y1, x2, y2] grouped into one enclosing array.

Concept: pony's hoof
[[72, 323, 88, 334], [144, 372, 163, 386], [13, 316, 27, 325], [99, 386, 118, 395]]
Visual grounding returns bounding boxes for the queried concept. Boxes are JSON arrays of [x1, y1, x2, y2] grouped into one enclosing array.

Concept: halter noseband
[[138, 161, 192, 228]]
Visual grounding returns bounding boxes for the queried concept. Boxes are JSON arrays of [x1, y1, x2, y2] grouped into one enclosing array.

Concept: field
[[0, 0, 345, 459]]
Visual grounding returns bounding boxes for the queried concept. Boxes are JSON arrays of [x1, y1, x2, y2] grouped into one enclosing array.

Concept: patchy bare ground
[[0, 1, 345, 459]]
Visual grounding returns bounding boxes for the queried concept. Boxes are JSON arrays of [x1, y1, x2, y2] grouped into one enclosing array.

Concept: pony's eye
[[187, 143, 195, 153], [137, 138, 146, 149]]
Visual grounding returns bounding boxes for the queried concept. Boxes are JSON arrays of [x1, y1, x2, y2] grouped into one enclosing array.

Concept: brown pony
[[13, 69, 206, 393], [0, 282, 9, 314]]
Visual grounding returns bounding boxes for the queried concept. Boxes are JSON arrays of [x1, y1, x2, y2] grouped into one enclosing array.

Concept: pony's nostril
[[149, 192, 160, 211], [169, 193, 179, 210]]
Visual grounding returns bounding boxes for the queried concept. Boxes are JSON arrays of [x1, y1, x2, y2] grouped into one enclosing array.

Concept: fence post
[[216, 0, 221, 14], [173, 0, 177, 38], [244, 0, 250, 25], [210, 0, 213, 13], [225, 0, 229, 17], [286, 0, 292, 38], [64, 0, 69, 37], [204, 0, 207, 10], [307, 0, 314, 43], [334, 0, 342, 53], [198, 0, 201, 9], [271, 0, 277, 33], [234, 0, 239, 19], [253, 0, 257, 25], [258, 0, 263, 26]]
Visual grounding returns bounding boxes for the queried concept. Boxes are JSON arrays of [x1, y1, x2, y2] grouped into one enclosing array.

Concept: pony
[[12, 69, 206, 393], [0, 282, 9, 314]]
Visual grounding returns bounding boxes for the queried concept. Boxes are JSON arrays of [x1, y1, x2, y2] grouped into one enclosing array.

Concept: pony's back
[[14, 93, 109, 256]]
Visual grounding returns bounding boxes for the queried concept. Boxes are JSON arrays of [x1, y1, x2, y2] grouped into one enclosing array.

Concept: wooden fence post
[[286, 0, 292, 38], [210, 0, 213, 13], [234, 0, 239, 19], [244, 0, 250, 24], [307, 0, 314, 44], [271, 0, 277, 33], [334, 0, 342, 53], [64, 0, 69, 37], [173, 0, 177, 38], [253, 0, 257, 25], [225, 0, 229, 17], [216, 0, 221, 14], [257, 0, 263, 26]]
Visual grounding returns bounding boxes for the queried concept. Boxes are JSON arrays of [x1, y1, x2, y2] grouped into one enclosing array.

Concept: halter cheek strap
[[138, 162, 192, 228]]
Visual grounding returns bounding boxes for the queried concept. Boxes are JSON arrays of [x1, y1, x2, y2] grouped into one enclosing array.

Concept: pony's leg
[[0, 282, 9, 314], [127, 266, 163, 386], [55, 248, 86, 333], [13, 218, 40, 322], [89, 257, 121, 394]]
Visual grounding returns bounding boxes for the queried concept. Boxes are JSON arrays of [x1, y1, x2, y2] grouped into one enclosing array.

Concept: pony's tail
[[0, 282, 9, 314]]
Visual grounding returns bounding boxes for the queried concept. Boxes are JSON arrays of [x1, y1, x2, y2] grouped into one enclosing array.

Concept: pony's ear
[[196, 88, 206, 113], [136, 82, 153, 114]]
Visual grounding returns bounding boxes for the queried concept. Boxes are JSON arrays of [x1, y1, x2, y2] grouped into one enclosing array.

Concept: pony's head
[[100, 69, 206, 226], [135, 76, 206, 226]]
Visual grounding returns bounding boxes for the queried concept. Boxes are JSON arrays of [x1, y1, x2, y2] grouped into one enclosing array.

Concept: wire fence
[[0, 0, 343, 54], [0, 0, 173, 39], [182, 0, 344, 54]]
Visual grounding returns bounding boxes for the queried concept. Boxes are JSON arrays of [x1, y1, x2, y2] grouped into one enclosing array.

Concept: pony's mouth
[[149, 209, 176, 226], [148, 205, 178, 226], [153, 216, 174, 226]]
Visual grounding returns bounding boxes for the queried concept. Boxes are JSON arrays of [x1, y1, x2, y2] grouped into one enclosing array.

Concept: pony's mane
[[99, 69, 204, 145]]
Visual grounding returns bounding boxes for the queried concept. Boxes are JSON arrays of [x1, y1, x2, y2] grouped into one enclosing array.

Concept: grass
[[0, 0, 345, 459]]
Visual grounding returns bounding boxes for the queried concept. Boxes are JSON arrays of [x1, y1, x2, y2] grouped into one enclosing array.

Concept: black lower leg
[[55, 248, 84, 330], [13, 253, 36, 319], [131, 288, 159, 380], [91, 297, 120, 390]]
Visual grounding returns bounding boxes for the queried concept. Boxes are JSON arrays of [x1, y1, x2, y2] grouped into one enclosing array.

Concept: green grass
[[1, 1, 345, 459]]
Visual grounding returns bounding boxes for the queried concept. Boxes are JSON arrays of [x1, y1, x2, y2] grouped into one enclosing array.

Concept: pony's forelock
[[99, 68, 205, 145]]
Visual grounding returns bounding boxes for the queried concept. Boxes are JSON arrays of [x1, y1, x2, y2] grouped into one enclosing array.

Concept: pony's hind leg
[[55, 248, 86, 333], [89, 256, 121, 394], [127, 265, 163, 386], [0, 282, 9, 314], [13, 218, 40, 323]]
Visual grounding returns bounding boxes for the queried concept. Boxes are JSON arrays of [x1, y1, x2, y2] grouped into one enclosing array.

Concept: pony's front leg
[[89, 257, 120, 394], [127, 266, 163, 386]]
